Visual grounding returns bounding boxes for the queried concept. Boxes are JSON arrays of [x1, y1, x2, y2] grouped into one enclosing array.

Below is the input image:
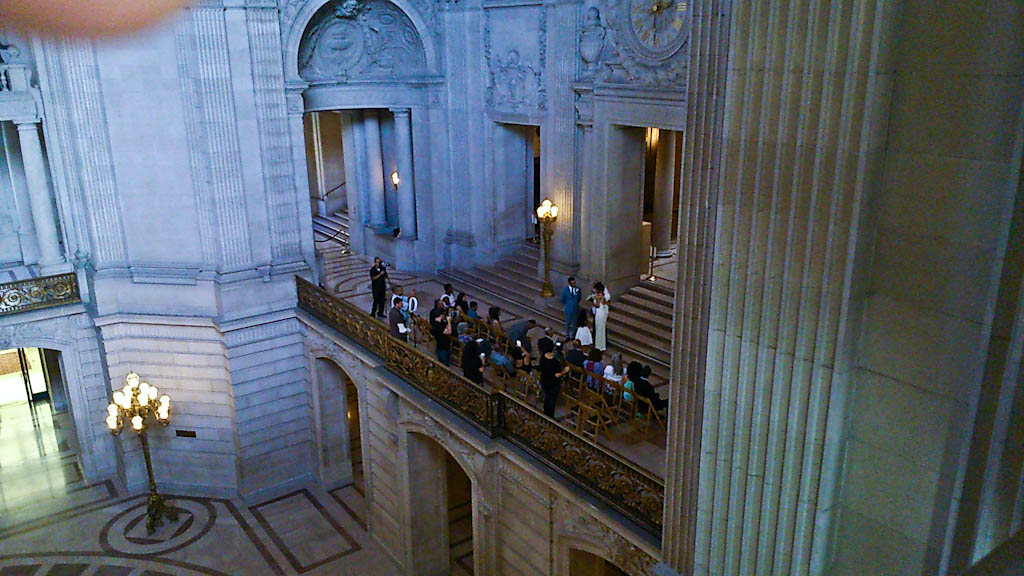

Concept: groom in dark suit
[[560, 276, 582, 339]]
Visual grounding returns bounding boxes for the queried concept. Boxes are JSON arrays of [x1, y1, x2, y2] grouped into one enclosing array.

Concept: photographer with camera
[[369, 257, 389, 318]]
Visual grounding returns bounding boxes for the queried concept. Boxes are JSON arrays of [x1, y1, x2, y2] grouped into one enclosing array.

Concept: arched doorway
[[568, 549, 627, 576], [0, 347, 83, 507], [291, 0, 438, 274], [313, 357, 359, 490], [404, 432, 475, 576]]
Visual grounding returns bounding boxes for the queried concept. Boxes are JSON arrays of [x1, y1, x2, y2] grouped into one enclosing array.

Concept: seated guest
[[457, 322, 473, 345], [603, 354, 623, 397], [583, 348, 605, 391], [461, 339, 484, 384], [574, 308, 593, 348], [564, 339, 585, 369], [626, 362, 667, 412], [489, 342, 516, 377], [467, 301, 480, 319], [488, 306, 503, 332], [455, 292, 470, 314]]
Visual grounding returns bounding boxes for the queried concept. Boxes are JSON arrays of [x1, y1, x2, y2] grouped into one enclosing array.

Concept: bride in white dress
[[592, 292, 609, 351]]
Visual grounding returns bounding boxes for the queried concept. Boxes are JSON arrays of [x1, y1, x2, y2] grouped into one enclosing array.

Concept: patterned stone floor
[[0, 398, 401, 576]]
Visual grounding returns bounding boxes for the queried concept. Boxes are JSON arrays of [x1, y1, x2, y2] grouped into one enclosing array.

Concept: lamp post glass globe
[[536, 198, 558, 297]]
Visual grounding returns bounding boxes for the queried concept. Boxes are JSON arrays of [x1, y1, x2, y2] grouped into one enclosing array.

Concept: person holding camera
[[369, 257, 389, 318]]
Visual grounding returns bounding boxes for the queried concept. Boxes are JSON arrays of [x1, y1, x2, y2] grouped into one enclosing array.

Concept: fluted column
[[652, 130, 676, 254], [14, 119, 63, 268], [363, 111, 387, 228], [391, 108, 417, 239]]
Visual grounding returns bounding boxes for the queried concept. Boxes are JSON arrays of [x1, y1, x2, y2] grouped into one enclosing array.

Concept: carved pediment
[[298, 0, 428, 83]]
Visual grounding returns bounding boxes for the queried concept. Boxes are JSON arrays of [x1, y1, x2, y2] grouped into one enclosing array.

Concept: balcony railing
[[297, 277, 666, 536], [0, 273, 81, 316], [0, 64, 30, 93]]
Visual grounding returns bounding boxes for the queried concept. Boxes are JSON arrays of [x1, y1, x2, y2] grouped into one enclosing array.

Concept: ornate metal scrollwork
[[295, 276, 666, 536], [0, 273, 81, 316]]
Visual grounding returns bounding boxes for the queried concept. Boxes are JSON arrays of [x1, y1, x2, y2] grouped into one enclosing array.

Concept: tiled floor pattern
[[0, 399, 399, 576]]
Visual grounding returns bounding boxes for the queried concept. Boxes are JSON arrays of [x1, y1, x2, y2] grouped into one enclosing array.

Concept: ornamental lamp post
[[106, 372, 178, 533], [536, 199, 558, 298]]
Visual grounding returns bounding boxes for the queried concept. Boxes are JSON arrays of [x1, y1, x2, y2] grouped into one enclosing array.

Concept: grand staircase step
[[629, 283, 676, 307], [618, 292, 674, 318]]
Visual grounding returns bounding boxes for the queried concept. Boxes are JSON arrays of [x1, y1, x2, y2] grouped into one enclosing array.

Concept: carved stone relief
[[554, 496, 661, 576], [576, 2, 689, 89], [483, 6, 547, 113], [298, 0, 427, 82]]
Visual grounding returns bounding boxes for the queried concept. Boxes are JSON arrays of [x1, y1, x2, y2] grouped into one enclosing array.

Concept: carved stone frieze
[[555, 497, 660, 576], [298, 0, 428, 82], [483, 6, 547, 113], [576, 1, 689, 89]]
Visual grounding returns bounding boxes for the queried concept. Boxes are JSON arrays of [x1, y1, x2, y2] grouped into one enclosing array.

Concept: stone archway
[[400, 427, 480, 576], [311, 356, 356, 489]]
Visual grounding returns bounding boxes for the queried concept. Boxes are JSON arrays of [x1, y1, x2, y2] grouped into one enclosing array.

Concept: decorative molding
[[483, 4, 547, 113], [192, 7, 253, 268], [555, 497, 661, 576], [174, 16, 220, 269], [0, 273, 80, 316], [576, 2, 689, 89], [247, 9, 303, 262], [298, 0, 428, 83], [52, 43, 129, 267]]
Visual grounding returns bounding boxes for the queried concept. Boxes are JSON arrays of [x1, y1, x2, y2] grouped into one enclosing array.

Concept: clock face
[[626, 0, 689, 56]]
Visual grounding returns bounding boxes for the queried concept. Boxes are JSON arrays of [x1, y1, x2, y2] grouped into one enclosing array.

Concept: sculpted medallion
[[298, 0, 427, 82]]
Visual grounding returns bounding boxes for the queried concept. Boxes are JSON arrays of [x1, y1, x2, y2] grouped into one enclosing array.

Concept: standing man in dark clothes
[[538, 338, 569, 418], [388, 297, 409, 341], [370, 257, 388, 318], [429, 300, 452, 366]]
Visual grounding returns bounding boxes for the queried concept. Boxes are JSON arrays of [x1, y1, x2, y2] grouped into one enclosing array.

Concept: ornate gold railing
[[0, 273, 80, 316], [296, 277, 666, 536]]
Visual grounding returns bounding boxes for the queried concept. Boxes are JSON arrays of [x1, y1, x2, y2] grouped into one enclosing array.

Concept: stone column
[[363, 110, 387, 228], [651, 130, 676, 255], [391, 108, 417, 239], [14, 119, 63, 269]]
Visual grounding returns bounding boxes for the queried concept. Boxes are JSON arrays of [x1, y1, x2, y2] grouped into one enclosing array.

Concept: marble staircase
[[313, 210, 351, 247], [439, 243, 675, 381]]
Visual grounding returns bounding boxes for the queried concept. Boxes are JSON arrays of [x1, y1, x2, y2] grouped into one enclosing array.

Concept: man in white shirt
[[440, 283, 456, 308]]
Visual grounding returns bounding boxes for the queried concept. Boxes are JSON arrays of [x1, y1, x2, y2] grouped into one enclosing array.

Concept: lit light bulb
[[112, 391, 125, 406], [106, 414, 119, 430], [541, 199, 552, 208], [131, 415, 143, 430], [107, 403, 118, 416], [147, 386, 159, 403], [550, 205, 559, 218], [157, 407, 169, 420], [159, 395, 170, 406], [391, 171, 400, 186], [139, 382, 150, 398], [126, 372, 140, 388]]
